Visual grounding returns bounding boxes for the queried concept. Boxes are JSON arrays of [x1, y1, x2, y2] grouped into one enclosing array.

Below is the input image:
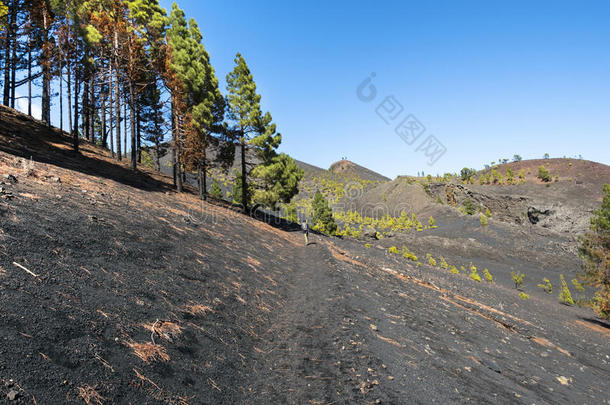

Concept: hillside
[[0, 106, 609, 404]]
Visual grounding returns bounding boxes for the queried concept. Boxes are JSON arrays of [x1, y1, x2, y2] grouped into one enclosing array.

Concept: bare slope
[[0, 106, 608, 404]]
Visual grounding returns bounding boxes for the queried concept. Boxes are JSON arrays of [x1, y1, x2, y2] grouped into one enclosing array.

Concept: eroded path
[[247, 234, 610, 405]]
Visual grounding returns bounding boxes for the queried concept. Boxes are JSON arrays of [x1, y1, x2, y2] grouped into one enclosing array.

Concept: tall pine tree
[[226, 53, 302, 212]]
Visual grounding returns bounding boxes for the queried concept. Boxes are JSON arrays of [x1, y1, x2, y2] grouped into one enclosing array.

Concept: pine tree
[[226, 53, 302, 211], [225, 53, 262, 212], [210, 180, 222, 199], [578, 184, 610, 318], [312, 190, 337, 235]]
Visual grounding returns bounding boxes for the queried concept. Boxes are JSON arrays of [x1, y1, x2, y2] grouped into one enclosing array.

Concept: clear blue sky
[[161, 0, 610, 179], [21, 1, 610, 179]]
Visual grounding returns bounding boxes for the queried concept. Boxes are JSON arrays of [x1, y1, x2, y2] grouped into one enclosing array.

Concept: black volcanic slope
[[0, 105, 608, 404]]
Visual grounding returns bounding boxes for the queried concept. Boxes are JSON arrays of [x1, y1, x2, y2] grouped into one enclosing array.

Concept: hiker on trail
[[301, 219, 309, 246]]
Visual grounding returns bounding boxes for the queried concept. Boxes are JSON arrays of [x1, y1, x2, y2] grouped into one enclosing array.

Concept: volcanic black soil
[[0, 106, 609, 404]]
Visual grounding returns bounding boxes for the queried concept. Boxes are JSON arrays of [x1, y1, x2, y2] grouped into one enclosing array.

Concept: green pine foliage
[[559, 274, 575, 305], [226, 53, 302, 210], [312, 191, 337, 235], [537, 278, 553, 294], [463, 199, 476, 215], [538, 165, 551, 182], [469, 265, 481, 282], [578, 184, 610, 318], [210, 180, 223, 199], [511, 271, 525, 289]]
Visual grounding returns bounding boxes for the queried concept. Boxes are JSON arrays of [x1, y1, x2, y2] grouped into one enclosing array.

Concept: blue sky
[[23, 1, 610, 179]]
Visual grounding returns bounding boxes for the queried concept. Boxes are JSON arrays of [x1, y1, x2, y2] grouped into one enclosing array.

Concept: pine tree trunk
[[73, 53, 80, 152], [197, 165, 203, 199], [136, 108, 141, 163], [27, 18, 31, 116], [59, 47, 63, 132], [241, 136, 247, 213], [128, 80, 137, 171], [101, 88, 107, 147], [41, 5, 51, 124], [123, 96, 127, 156], [9, 0, 16, 109], [3, 4, 10, 107], [203, 164, 207, 200], [67, 61, 72, 133], [114, 30, 121, 161], [83, 71, 89, 141], [108, 61, 114, 157], [89, 73, 94, 142]]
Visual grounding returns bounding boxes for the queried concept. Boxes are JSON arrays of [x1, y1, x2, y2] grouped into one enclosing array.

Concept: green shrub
[[578, 184, 610, 319], [210, 180, 223, 199], [506, 168, 515, 184], [538, 166, 551, 182], [511, 271, 525, 289], [480, 214, 488, 226], [401, 247, 418, 262], [485, 207, 492, 218], [450, 265, 459, 274], [537, 278, 552, 294], [426, 254, 437, 267], [519, 292, 530, 300], [483, 268, 493, 283], [388, 246, 400, 254], [461, 167, 477, 182], [312, 190, 337, 235], [469, 265, 481, 282], [463, 199, 476, 215], [428, 216, 436, 228], [571, 278, 585, 293], [439, 256, 449, 270], [559, 274, 575, 305], [365, 243, 371, 248]]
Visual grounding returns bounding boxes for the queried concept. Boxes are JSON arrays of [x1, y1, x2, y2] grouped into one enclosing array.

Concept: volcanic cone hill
[[0, 105, 608, 404]]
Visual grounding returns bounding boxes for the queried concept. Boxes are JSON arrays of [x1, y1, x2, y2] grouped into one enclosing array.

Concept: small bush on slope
[[537, 278, 552, 294], [559, 274, 575, 305], [511, 271, 525, 290]]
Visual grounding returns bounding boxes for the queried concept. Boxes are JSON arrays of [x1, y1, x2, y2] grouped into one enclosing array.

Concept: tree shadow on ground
[[0, 106, 172, 192]]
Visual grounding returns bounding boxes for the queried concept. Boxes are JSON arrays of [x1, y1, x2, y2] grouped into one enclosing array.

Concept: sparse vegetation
[[461, 167, 476, 183], [210, 180, 223, 199], [463, 199, 476, 215], [519, 292, 530, 300], [511, 271, 525, 290], [537, 278, 552, 294], [559, 274, 575, 305], [483, 268, 493, 283], [480, 213, 488, 226], [578, 184, 610, 318], [312, 190, 338, 235], [388, 246, 400, 254], [426, 254, 437, 267], [469, 265, 481, 282], [428, 216, 436, 228], [538, 165, 551, 182]]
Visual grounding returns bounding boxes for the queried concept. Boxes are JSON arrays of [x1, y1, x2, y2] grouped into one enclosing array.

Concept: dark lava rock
[[4, 174, 17, 184]]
